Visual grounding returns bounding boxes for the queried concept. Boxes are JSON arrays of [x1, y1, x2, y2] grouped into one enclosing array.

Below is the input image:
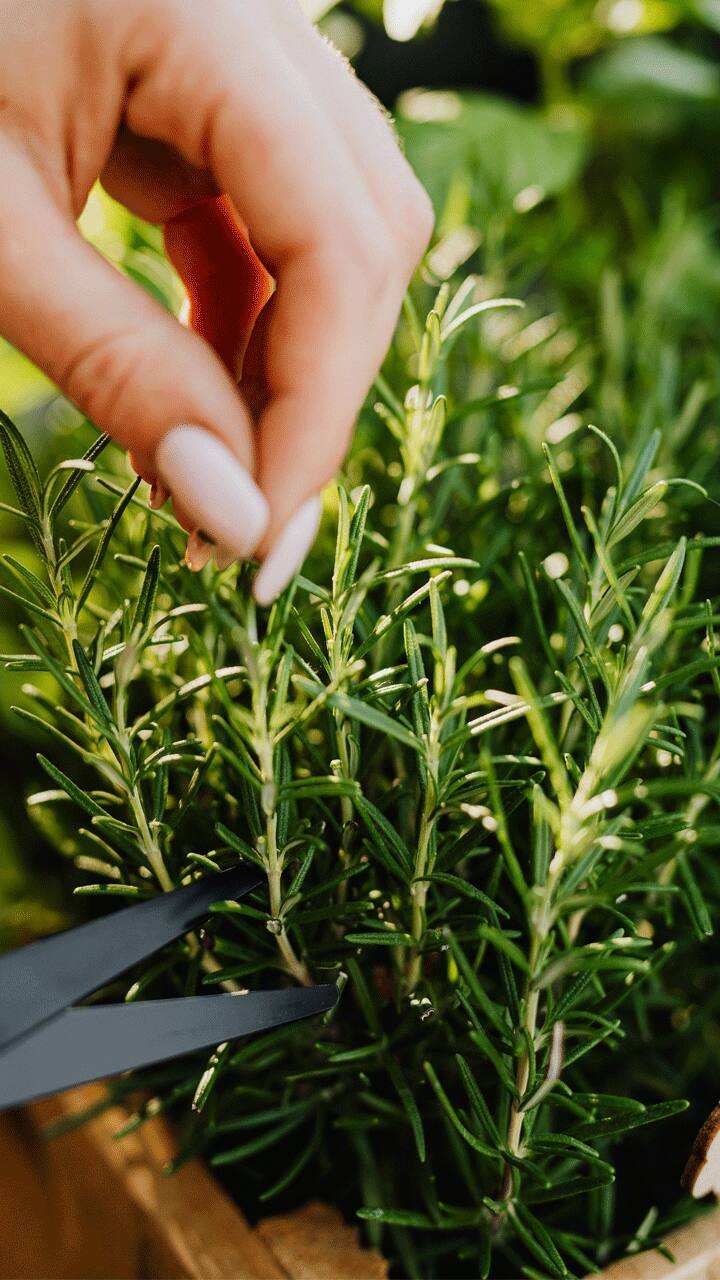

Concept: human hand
[[0, 0, 433, 601]]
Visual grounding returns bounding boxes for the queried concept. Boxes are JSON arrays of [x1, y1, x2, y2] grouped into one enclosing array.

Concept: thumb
[[0, 149, 268, 562]]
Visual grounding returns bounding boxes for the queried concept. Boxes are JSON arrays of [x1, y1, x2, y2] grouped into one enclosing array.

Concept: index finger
[[125, 2, 429, 556]]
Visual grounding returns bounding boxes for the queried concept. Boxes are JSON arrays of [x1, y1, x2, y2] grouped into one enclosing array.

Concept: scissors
[[0, 866, 338, 1112]]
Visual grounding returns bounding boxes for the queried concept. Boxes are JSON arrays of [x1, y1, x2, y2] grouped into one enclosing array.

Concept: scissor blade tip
[[319, 981, 340, 1001], [310, 982, 340, 1009], [209, 866, 263, 904], [228, 867, 264, 888], [286, 982, 339, 1013]]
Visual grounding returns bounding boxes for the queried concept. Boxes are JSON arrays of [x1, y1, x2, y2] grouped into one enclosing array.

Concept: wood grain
[[4, 1082, 714, 1280], [590, 1210, 720, 1279], [0, 1084, 387, 1280]]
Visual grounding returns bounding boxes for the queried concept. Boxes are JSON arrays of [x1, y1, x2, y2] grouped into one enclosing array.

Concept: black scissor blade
[[0, 866, 262, 1048], [0, 985, 337, 1112]]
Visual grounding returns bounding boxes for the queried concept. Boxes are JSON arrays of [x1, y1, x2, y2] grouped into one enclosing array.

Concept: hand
[[0, 0, 433, 601]]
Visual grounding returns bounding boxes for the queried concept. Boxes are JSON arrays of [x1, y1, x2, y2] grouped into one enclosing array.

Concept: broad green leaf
[[398, 93, 586, 219]]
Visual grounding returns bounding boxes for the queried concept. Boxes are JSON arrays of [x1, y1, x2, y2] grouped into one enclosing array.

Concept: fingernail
[[156, 426, 269, 561], [214, 546, 237, 571], [149, 480, 170, 510], [253, 496, 322, 607], [185, 529, 214, 572]]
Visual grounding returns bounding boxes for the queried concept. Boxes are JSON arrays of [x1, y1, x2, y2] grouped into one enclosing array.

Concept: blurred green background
[[1, 0, 719, 946]]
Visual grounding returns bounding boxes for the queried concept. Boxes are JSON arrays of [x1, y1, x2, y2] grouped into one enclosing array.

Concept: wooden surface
[[0, 1084, 387, 1280], [257, 1202, 387, 1280], [3, 1082, 717, 1280], [592, 1210, 720, 1279]]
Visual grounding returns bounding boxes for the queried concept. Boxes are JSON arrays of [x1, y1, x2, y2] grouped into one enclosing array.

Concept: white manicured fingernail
[[149, 480, 169, 510], [214, 546, 236, 571], [157, 426, 268, 561], [253, 496, 322, 607], [185, 529, 214, 572]]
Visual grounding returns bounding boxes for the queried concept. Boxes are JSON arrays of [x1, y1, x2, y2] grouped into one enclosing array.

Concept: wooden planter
[[600, 1217, 720, 1280], [0, 1083, 718, 1280], [0, 1085, 387, 1280]]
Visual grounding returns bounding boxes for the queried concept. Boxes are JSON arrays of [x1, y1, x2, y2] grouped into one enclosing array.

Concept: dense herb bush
[[2, 7, 720, 1263], [2, 226, 720, 1277]]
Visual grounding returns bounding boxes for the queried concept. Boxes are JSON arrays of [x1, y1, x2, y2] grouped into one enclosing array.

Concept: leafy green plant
[[315, 0, 716, 106], [2, 240, 720, 1278]]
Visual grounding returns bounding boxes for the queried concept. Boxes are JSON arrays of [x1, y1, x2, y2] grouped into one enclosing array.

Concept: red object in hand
[[164, 193, 274, 381]]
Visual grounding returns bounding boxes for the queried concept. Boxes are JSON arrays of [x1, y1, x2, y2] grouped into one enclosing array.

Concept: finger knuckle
[[307, 213, 390, 304], [345, 217, 397, 293], [60, 325, 151, 437]]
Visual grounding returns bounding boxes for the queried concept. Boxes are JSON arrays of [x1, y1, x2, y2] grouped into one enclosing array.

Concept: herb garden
[[1, 3, 720, 1278]]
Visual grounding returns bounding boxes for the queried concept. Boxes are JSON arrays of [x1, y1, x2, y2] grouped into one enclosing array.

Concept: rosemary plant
[[1, 263, 719, 1280]]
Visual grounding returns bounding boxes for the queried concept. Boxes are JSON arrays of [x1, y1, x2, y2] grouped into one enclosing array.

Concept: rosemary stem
[[266, 808, 311, 985], [335, 713, 354, 907], [389, 495, 419, 579], [506, 985, 540, 1164], [45, 531, 78, 663], [503, 893, 551, 1199], [128, 781, 174, 893], [257, 693, 311, 987], [406, 785, 434, 993]]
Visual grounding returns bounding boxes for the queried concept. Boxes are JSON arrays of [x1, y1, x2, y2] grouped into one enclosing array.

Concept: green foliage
[[484, 0, 685, 67], [1, 8, 720, 1274], [397, 93, 588, 221], [318, 0, 718, 107], [2, 238, 719, 1275]]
